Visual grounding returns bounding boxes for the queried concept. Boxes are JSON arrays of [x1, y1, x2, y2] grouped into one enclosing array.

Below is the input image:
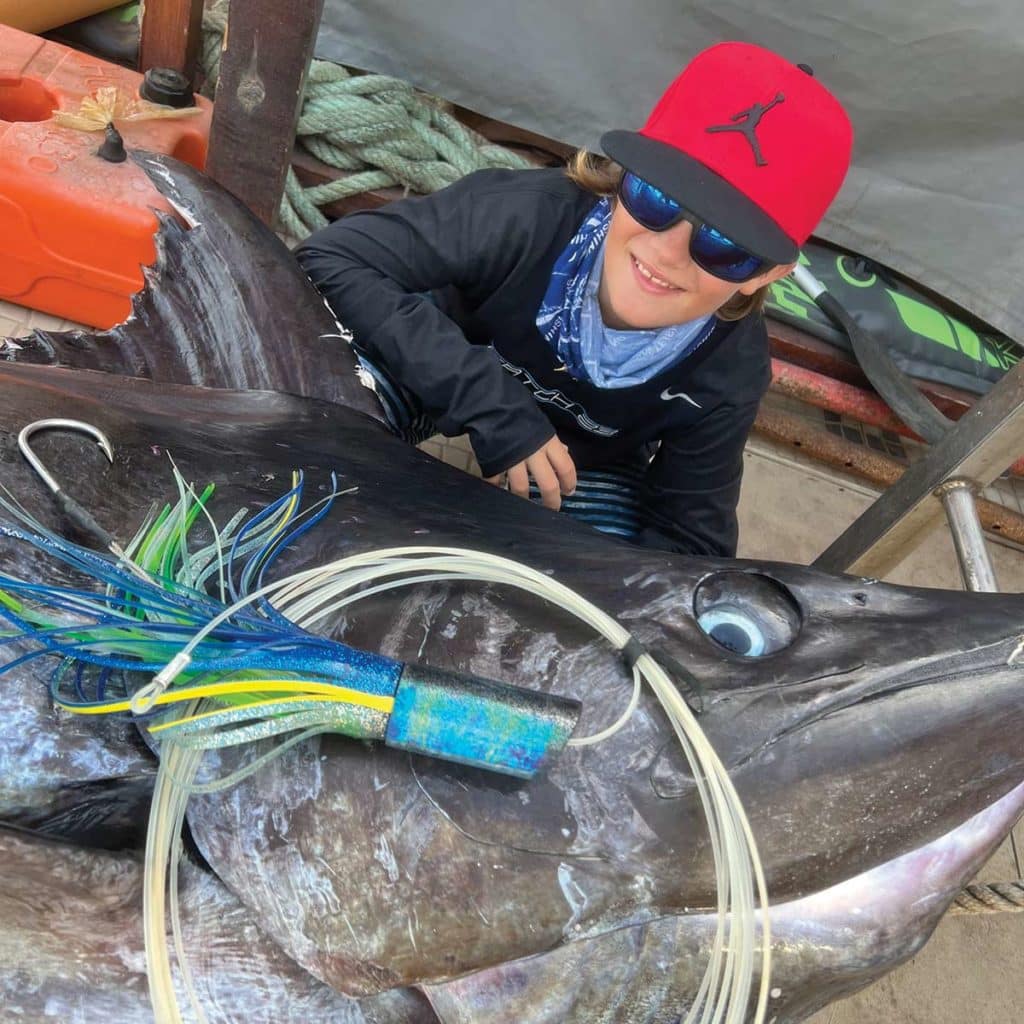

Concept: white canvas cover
[[317, 1, 1024, 343]]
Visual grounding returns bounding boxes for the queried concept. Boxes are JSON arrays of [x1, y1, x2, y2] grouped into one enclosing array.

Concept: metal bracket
[[935, 479, 998, 592], [813, 358, 1024, 579]]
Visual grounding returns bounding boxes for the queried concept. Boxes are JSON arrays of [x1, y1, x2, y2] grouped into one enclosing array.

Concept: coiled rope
[[200, 3, 533, 238], [950, 879, 1024, 915]]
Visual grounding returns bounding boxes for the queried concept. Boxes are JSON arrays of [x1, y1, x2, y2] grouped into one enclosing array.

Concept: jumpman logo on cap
[[706, 93, 786, 167]]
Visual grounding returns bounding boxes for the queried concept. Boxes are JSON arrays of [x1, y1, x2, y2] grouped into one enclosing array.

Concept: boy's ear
[[738, 261, 797, 296]]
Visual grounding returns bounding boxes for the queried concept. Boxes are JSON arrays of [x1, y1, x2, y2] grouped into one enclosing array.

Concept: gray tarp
[[317, 2, 1024, 344]]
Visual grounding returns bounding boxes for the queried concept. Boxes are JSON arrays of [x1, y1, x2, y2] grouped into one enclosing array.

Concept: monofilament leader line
[[146, 546, 771, 1024]]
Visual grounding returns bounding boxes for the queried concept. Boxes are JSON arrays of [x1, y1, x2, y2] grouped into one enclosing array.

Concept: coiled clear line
[[145, 707, 205, 1024], [146, 546, 770, 1024]]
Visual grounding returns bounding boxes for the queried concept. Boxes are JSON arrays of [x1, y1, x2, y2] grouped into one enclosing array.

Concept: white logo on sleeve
[[660, 388, 702, 408]]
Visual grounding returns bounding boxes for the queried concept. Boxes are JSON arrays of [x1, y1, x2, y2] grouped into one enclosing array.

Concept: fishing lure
[[0, 464, 578, 778]]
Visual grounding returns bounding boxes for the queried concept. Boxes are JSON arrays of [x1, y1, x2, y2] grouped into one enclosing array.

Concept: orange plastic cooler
[[0, 25, 213, 328]]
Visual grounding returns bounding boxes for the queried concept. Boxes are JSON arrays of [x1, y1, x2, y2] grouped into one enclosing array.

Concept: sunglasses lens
[[691, 224, 765, 282], [620, 171, 767, 282], [620, 171, 682, 230]]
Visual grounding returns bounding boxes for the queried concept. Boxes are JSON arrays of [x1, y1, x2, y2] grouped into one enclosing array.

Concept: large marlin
[[1, 154, 1023, 1023]]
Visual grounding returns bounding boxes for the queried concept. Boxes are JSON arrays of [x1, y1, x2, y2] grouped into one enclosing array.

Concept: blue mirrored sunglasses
[[617, 171, 769, 284]]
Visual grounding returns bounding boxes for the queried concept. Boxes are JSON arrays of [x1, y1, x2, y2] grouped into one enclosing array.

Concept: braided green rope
[[200, 3, 533, 238]]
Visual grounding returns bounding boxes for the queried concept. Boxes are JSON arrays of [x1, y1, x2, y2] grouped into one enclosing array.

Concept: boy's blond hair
[[565, 150, 769, 323]]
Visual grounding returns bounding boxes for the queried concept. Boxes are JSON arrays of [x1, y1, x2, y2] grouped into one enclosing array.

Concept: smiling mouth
[[631, 254, 681, 292]]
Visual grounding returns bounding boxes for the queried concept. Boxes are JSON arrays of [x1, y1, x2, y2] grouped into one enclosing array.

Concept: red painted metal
[[770, 358, 924, 440], [765, 318, 978, 421], [769, 356, 1024, 478]]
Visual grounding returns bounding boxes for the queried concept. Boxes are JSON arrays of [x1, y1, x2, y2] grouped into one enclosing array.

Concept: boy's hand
[[486, 437, 577, 511]]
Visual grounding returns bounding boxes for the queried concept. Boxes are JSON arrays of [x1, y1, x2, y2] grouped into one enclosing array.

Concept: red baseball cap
[[601, 42, 853, 265]]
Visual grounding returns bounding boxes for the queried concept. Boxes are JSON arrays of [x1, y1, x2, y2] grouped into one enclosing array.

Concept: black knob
[[97, 123, 127, 163], [797, 63, 815, 76], [140, 67, 195, 108]]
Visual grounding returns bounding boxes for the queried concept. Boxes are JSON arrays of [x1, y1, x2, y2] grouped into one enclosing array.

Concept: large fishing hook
[[18, 418, 127, 559]]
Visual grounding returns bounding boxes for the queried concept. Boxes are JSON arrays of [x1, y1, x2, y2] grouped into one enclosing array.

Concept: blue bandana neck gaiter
[[536, 199, 611, 381], [536, 199, 714, 389]]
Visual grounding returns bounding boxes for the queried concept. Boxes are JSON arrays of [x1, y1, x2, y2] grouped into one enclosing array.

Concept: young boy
[[296, 41, 852, 557]]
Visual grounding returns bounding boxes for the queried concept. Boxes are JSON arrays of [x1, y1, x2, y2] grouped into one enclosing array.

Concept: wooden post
[[138, 0, 205, 81], [205, 0, 324, 227]]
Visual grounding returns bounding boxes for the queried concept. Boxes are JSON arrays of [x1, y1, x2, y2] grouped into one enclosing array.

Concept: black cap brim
[[601, 129, 799, 266]]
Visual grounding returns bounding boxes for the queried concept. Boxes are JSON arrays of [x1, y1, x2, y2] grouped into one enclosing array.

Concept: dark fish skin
[[1, 152, 1023, 1022], [3, 364, 1024, 1022], [0, 416, 158, 849], [422, 779, 1024, 1024], [0, 825, 438, 1023]]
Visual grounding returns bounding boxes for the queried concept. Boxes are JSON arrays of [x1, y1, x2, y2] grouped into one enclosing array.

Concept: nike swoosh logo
[[660, 388, 701, 408]]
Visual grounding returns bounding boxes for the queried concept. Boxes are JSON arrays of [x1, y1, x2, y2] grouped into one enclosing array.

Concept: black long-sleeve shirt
[[295, 168, 771, 557]]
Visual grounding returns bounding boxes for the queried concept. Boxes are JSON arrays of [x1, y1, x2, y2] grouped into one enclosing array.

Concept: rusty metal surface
[[753, 405, 1024, 549], [771, 358, 920, 439], [769, 358, 1024, 480], [766, 319, 979, 420]]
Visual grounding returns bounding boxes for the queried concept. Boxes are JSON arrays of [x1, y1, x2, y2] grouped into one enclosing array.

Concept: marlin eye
[[696, 606, 768, 656], [693, 571, 801, 657]]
